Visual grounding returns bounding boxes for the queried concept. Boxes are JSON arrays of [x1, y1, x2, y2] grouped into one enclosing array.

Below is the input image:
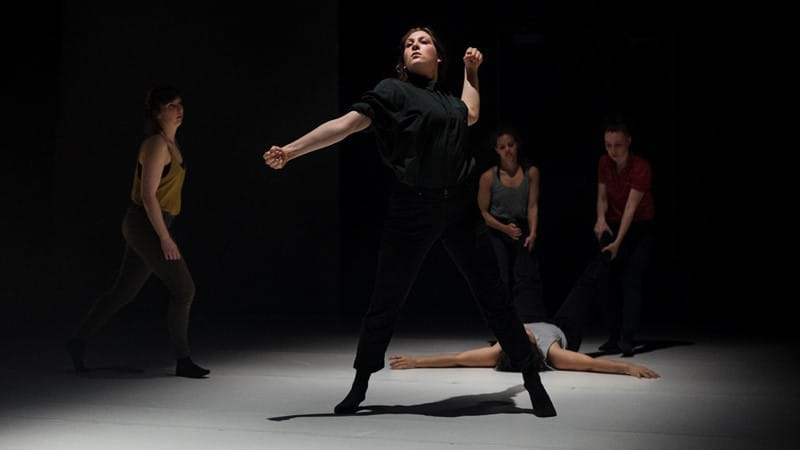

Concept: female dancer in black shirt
[[264, 27, 556, 417]]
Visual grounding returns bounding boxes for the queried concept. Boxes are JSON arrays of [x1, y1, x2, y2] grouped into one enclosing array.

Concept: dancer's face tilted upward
[[402, 30, 441, 80]]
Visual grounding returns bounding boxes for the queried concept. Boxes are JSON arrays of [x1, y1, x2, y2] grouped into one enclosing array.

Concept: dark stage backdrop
[[336, 2, 791, 335], [1, 2, 790, 339], [4, 2, 341, 335]]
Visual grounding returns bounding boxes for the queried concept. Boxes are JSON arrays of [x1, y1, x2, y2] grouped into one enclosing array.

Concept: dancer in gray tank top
[[478, 128, 546, 323]]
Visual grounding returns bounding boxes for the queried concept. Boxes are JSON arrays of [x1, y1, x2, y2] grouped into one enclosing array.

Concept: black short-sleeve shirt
[[350, 74, 473, 189]]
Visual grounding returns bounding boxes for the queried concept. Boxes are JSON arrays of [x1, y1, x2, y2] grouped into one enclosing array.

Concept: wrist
[[282, 144, 297, 159]]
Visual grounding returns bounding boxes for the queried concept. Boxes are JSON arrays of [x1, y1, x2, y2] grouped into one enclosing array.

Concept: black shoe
[[598, 339, 621, 353], [334, 389, 366, 414], [334, 371, 370, 414], [523, 369, 557, 418], [176, 357, 210, 378], [65, 338, 87, 372]]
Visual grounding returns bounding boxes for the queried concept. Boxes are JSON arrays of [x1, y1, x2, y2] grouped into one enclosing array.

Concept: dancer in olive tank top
[[66, 85, 209, 378]]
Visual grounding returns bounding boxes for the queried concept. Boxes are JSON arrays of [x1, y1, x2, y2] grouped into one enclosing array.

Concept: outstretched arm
[[390, 344, 501, 369], [547, 345, 659, 378], [264, 111, 371, 169]]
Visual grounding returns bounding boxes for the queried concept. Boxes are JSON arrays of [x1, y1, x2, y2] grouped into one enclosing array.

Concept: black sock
[[65, 337, 87, 372], [176, 357, 210, 378], [618, 336, 635, 357], [334, 370, 370, 414], [523, 369, 557, 417]]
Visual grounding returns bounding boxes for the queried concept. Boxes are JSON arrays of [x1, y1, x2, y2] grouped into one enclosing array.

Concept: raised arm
[[264, 111, 371, 169], [461, 47, 483, 126]]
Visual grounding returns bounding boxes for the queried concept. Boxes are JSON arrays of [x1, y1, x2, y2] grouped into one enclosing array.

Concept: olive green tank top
[[131, 156, 186, 216]]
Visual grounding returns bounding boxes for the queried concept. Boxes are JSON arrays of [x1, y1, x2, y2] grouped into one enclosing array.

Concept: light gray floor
[[1, 320, 797, 450]]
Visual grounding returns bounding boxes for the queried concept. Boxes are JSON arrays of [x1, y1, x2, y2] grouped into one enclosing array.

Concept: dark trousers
[[488, 223, 546, 323], [76, 205, 196, 358], [353, 183, 537, 373], [549, 231, 614, 351], [600, 221, 654, 342]]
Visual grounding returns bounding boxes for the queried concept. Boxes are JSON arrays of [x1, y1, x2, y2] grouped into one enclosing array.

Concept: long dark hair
[[495, 348, 546, 372], [143, 84, 181, 136], [395, 26, 448, 81]]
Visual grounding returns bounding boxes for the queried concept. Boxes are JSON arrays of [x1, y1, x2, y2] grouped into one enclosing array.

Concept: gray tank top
[[524, 322, 567, 370], [489, 166, 529, 221]]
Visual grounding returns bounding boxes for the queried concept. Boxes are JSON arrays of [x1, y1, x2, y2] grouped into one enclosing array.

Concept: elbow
[[467, 110, 479, 126], [141, 193, 159, 207], [342, 112, 370, 134]]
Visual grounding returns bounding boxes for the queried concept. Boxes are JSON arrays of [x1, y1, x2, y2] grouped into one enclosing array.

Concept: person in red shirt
[[594, 119, 655, 356]]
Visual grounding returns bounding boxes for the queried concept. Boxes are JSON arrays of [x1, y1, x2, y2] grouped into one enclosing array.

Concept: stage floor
[[0, 315, 796, 449]]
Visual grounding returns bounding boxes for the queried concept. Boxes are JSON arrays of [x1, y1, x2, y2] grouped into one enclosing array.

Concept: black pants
[[488, 222, 546, 323], [600, 221, 654, 342], [496, 232, 614, 370], [549, 231, 615, 351], [353, 183, 537, 373], [76, 205, 196, 358]]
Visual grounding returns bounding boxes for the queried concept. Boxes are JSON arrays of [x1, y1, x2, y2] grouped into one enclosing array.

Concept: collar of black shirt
[[406, 72, 440, 91]]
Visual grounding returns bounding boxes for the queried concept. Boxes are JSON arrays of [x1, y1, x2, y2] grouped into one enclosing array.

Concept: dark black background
[[2, 2, 790, 340]]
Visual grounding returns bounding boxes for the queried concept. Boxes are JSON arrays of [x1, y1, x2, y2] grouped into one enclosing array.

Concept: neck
[[615, 153, 629, 171], [160, 128, 177, 142], [500, 160, 519, 174], [407, 69, 437, 85]]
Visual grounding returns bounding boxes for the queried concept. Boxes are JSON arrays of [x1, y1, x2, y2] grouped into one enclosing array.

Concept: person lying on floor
[[390, 236, 659, 379]]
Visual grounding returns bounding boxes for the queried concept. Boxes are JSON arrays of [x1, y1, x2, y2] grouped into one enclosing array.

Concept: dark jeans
[[353, 183, 537, 373], [76, 205, 196, 358], [600, 221, 654, 342], [488, 222, 546, 323]]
